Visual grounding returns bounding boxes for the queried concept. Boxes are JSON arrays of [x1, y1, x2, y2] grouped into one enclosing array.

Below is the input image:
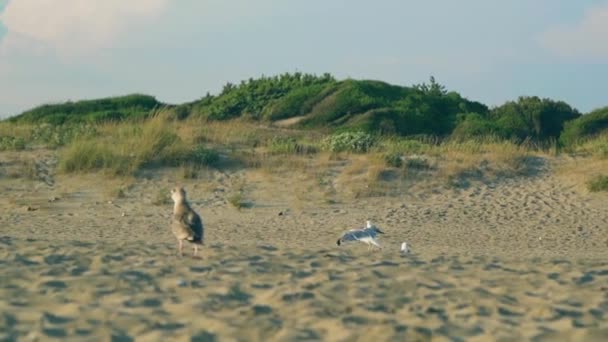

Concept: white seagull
[[336, 220, 385, 251], [400, 242, 410, 254]]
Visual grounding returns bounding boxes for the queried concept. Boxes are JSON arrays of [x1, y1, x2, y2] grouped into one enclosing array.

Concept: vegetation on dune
[[489, 96, 581, 141], [192, 72, 336, 120], [8, 94, 162, 124], [0, 122, 98, 150], [3, 72, 607, 148], [2, 72, 606, 199], [587, 174, 608, 192], [57, 116, 221, 176], [560, 107, 608, 146]]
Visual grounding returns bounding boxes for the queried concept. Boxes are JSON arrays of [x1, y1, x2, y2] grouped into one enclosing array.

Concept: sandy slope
[[1, 151, 607, 341]]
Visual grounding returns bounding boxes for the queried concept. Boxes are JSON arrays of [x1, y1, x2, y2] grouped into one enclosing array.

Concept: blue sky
[[1, 0, 607, 118]]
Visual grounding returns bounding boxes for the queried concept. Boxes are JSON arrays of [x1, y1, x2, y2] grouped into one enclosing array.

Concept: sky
[[0, 0, 607, 118]]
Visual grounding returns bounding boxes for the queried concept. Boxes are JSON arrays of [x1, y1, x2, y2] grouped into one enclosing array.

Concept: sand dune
[[1, 152, 608, 341]]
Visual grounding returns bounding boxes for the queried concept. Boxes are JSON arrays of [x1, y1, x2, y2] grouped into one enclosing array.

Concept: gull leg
[[178, 240, 184, 256], [193, 244, 199, 257], [370, 239, 382, 251]]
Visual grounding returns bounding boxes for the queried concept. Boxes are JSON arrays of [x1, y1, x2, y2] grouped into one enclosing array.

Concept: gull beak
[[376, 229, 385, 234]]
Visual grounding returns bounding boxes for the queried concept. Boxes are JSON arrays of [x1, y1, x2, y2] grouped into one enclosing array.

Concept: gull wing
[[172, 210, 204, 243], [340, 229, 370, 243]]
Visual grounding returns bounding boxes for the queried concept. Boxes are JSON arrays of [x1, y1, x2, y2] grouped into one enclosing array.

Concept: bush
[[587, 175, 608, 192], [0, 136, 27, 151], [384, 153, 403, 167], [201, 73, 336, 120], [560, 107, 608, 145], [490, 96, 580, 141], [405, 157, 431, 170], [324, 131, 375, 153], [451, 113, 500, 139], [191, 145, 220, 166]]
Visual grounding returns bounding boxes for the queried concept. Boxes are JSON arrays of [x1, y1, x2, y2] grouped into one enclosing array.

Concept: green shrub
[[325, 131, 375, 153], [451, 113, 500, 139], [491, 96, 580, 141], [191, 145, 220, 166], [587, 175, 608, 192], [560, 107, 608, 146], [201, 73, 336, 120], [0, 136, 27, 151], [405, 157, 431, 170], [384, 153, 403, 167]]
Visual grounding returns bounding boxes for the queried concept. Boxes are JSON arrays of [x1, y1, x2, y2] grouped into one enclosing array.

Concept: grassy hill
[[7, 94, 163, 125], [5, 73, 606, 144]]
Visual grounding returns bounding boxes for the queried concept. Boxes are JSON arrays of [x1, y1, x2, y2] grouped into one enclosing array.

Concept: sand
[[1, 151, 607, 341]]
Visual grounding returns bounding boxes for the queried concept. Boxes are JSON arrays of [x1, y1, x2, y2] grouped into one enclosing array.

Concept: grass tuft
[[587, 175, 608, 192]]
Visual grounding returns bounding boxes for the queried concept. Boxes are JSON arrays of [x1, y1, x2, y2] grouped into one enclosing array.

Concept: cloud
[[539, 2, 608, 60], [0, 0, 168, 57]]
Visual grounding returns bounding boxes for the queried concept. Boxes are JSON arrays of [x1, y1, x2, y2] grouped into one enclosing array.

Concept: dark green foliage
[[489, 96, 580, 141], [451, 113, 501, 139], [301, 80, 408, 128], [560, 107, 608, 145], [172, 105, 191, 120], [5, 73, 595, 144], [263, 83, 330, 121], [197, 72, 336, 120], [9, 94, 161, 124], [328, 78, 488, 137], [88, 111, 125, 123]]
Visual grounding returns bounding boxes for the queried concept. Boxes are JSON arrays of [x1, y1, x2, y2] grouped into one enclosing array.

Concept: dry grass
[[2, 118, 607, 194], [0, 122, 32, 140], [7, 158, 38, 180], [58, 115, 219, 176], [571, 133, 608, 159], [555, 156, 608, 193]]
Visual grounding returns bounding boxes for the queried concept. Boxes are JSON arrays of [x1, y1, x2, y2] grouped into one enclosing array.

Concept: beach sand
[[1, 151, 607, 341]]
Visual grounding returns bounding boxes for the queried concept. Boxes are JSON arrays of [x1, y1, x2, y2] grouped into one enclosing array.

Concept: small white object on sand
[[400, 242, 410, 254]]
